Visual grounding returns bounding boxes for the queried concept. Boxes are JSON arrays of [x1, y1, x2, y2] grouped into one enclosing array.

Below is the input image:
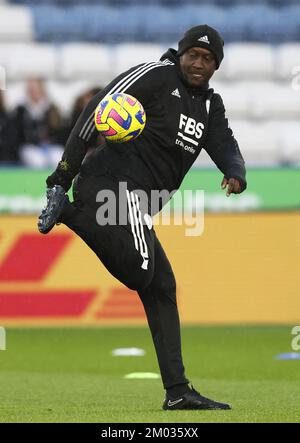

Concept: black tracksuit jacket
[[47, 48, 246, 212]]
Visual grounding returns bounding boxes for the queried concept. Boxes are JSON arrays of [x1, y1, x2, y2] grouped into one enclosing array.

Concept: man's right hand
[[221, 177, 243, 197], [38, 185, 68, 234]]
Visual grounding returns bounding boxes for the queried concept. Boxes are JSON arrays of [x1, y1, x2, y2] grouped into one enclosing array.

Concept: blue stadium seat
[[249, 5, 300, 42], [13, 0, 101, 4], [266, 0, 300, 7], [28, 2, 300, 44], [241, 5, 280, 42], [183, 4, 226, 34], [277, 5, 300, 41], [218, 5, 254, 42], [10, 0, 300, 5], [32, 6, 67, 42], [142, 6, 172, 42], [75, 6, 106, 42], [33, 5, 91, 42], [117, 7, 149, 42], [142, 5, 226, 43]]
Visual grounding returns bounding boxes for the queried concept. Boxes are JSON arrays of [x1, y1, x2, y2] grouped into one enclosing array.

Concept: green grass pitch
[[0, 325, 299, 423]]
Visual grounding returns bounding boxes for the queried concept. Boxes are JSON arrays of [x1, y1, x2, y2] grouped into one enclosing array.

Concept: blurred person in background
[[12, 78, 66, 169], [0, 90, 15, 164], [70, 86, 105, 156], [70, 87, 103, 129]]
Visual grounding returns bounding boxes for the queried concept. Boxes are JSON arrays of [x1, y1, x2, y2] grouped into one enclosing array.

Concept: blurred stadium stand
[[1, 0, 300, 166], [3, 1, 300, 43]]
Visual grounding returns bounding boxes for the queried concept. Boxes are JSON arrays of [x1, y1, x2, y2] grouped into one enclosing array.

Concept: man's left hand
[[221, 177, 242, 197]]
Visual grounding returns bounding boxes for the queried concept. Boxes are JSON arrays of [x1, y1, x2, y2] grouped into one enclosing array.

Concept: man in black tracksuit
[[39, 25, 246, 410]]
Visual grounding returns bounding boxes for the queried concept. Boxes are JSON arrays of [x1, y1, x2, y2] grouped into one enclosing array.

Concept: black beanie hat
[[177, 24, 224, 69]]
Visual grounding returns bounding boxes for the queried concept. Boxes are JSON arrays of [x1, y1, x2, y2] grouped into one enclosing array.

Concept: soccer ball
[[94, 92, 146, 143]]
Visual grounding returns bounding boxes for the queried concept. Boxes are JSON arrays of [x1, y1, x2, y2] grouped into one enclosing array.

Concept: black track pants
[[60, 173, 189, 389]]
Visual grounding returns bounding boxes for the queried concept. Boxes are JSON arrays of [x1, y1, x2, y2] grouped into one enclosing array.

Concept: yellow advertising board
[[0, 213, 299, 325]]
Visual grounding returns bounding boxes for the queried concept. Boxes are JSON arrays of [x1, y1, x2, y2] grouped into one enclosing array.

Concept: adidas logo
[[198, 35, 210, 44], [171, 88, 181, 98]]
